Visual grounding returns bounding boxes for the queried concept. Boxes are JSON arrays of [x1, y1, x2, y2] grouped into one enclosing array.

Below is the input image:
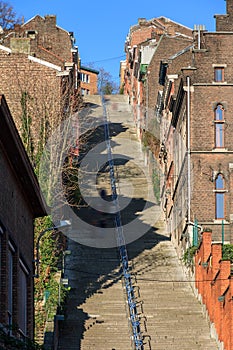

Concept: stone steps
[[57, 95, 218, 350]]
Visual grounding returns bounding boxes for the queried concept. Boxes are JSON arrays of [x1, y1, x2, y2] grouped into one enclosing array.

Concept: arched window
[[215, 174, 225, 219], [214, 105, 224, 148]]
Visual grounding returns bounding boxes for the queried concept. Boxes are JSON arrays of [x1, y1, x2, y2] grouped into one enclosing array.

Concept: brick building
[[158, 0, 233, 254], [123, 17, 192, 141], [79, 65, 99, 95], [0, 95, 46, 342], [0, 15, 81, 167], [1, 15, 77, 66], [119, 59, 126, 92]]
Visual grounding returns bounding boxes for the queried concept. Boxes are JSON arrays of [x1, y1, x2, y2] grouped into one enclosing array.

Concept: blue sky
[[9, 0, 226, 86]]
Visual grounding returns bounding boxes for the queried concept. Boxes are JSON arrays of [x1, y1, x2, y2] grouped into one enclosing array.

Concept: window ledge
[[199, 221, 230, 225], [212, 81, 227, 85], [213, 189, 228, 193], [213, 219, 229, 224], [212, 148, 228, 152]]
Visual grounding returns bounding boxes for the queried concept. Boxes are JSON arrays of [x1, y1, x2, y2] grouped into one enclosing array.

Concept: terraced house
[[123, 16, 192, 142], [158, 0, 233, 255], [123, 0, 233, 256]]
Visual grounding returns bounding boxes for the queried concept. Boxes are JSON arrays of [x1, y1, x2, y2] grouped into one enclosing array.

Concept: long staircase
[[57, 94, 219, 350]]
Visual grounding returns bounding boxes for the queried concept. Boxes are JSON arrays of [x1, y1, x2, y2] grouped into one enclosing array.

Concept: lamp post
[[34, 220, 71, 278]]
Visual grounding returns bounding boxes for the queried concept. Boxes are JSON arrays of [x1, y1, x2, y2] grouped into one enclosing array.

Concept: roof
[[80, 65, 99, 74], [157, 16, 192, 31], [0, 95, 47, 217], [22, 14, 70, 35]]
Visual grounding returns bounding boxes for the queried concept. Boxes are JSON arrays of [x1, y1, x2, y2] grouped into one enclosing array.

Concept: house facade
[[0, 95, 46, 342], [122, 0, 233, 256], [123, 17, 193, 142], [1, 15, 77, 66], [0, 15, 82, 167], [79, 66, 99, 95], [158, 0, 233, 255]]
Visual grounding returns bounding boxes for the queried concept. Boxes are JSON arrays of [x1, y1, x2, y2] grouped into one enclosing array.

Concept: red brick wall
[[80, 68, 98, 95], [195, 231, 233, 350]]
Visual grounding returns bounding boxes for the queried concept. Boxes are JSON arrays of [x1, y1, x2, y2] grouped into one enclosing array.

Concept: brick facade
[[0, 15, 82, 167], [152, 1, 233, 254], [79, 66, 99, 95], [0, 95, 46, 340], [0, 48, 61, 137], [123, 17, 192, 141], [1, 15, 75, 65]]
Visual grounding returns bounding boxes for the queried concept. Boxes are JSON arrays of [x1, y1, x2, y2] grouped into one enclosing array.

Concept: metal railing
[[101, 93, 145, 350]]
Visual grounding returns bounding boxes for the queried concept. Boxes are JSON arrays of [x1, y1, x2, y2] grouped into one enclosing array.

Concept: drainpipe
[[187, 75, 191, 226], [146, 70, 150, 130]]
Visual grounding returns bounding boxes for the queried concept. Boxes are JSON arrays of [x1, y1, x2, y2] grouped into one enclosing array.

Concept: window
[[80, 73, 90, 83], [214, 104, 224, 148], [0, 235, 1, 293], [8, 249, 13, 331], [26, 30, 37, 39], [214, 67, 224, 82], [215, 174, 225, 219], [18, 263, 28, 335]]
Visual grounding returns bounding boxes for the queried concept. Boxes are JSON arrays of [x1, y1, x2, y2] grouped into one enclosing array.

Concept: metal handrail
[[101, 93, 144, 350]]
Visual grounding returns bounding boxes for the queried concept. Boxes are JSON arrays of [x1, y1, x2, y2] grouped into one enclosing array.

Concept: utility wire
[[82, 54, 126, 64]]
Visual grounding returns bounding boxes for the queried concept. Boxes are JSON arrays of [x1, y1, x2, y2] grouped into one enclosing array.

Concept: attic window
[[26, 30, 37, 39]]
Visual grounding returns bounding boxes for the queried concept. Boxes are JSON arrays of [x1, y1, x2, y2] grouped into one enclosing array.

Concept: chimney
[[226, 0, 233, 16], [44, 15, 56, 27], [138, 18, 147, 25], [215, 0, 233, 32], [167, 25, 175, 36]]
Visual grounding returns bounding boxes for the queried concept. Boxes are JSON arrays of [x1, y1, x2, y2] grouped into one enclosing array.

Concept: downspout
[[146, 73, 149, 130], [187, 75, 191, 225]]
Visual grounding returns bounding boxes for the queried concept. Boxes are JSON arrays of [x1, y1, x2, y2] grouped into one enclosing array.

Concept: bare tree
[[97, 67, 119, 94], [0, 1, 21, 30]]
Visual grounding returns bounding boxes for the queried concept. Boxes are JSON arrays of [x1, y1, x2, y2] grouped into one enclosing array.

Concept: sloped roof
[[80, 65, 99, 74]]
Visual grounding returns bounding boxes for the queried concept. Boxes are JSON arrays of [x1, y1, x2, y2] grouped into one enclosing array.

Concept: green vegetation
[[0, 324, 43, 349], [182, 245, 198, 266], [222, 244, 233, 262], [34, 217, 70, 341]]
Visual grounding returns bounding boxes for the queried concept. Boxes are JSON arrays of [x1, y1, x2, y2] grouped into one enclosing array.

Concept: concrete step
[[57, 95, 218, 350]]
